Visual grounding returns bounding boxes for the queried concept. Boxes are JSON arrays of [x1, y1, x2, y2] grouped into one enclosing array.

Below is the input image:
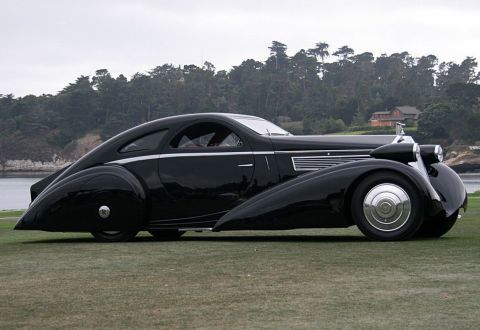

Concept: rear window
[[119, 130, 167, 153]]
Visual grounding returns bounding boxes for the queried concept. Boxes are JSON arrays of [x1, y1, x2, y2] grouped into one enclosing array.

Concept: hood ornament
[[396, 122, 405, 136]]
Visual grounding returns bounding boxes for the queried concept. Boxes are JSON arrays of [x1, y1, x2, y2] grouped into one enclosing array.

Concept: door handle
[[238, 163, 254, 167]]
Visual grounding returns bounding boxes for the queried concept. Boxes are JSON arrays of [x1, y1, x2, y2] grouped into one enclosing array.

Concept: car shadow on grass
[[180, 235, 369, 243], [23, 234, 371, 244]]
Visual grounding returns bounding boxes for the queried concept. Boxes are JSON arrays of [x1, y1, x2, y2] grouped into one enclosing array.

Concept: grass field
[[1, 200, 479, 329]]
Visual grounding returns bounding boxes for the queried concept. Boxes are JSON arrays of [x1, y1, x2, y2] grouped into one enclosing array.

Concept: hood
[[269, 135, 397, 152]]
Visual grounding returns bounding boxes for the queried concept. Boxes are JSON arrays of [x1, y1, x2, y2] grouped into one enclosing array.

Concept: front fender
[[15, 165, 147, 232], [428, 163, 467, 217], [213, 159, 442, 231]]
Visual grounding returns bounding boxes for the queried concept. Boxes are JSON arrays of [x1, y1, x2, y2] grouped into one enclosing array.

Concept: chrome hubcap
[[363, 183, 411, 232], [99, 205, 110, 219]]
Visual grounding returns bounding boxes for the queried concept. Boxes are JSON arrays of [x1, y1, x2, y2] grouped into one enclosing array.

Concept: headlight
[[420, 145, 443, 164], [370, 143, 418, 163], [435, 145, 444, 162], [413, 143, 420, 162]]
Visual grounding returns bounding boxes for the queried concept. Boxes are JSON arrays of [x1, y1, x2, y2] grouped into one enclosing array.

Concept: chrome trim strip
[[108, 149, 373, 165], [292, 154, 371, 159], [238, 163, 253, 167], [108, 151, 274, 164], [108, 154, 160, 164], [178, 227, 213, 232], [275, 149, 373, 154]]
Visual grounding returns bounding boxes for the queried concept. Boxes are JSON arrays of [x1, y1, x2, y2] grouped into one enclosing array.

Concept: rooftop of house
[[394, 106, 421, 115]]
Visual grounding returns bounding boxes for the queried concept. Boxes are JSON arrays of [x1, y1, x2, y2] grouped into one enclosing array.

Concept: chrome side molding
[[178, 227, 213, 232]]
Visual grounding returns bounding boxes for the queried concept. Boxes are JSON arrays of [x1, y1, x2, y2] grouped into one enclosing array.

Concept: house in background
[[369, 106, 421, 127]]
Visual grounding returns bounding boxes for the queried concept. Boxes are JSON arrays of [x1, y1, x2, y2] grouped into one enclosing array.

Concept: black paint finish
[[427, 163, 468, 216], [213, 159, 445, 231], [15, 113, 467, 234], [16, 166, 146, 231]]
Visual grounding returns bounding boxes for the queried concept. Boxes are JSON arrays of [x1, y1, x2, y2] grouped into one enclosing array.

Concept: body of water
[[0, 176, 43, 210], [1, 173, 480, 211], [458, 173, 480, 194], [0, 177, 41, 210]]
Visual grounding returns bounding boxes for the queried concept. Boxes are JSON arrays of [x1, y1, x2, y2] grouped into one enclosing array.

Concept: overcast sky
[[2, 0, 479, 96]]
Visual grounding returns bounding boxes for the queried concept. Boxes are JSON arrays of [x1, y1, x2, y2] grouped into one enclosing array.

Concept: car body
[[15, 113, 467, 241]]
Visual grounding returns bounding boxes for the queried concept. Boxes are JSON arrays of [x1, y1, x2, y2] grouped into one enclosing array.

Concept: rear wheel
[[91, 231, 138, 242], [148, 230, 184, 240], [351, 172, 424, 241], [416, 210, 459, 238]]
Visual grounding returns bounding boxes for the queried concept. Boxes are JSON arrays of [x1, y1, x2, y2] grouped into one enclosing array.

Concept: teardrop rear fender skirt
[[30, 165, 71, 202], [213, 159, 443, 231], [14, 165, 147, 232]]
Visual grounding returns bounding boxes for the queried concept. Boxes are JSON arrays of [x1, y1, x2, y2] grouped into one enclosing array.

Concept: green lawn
[[0, 210, 24, 220], [1, 200, 479, 329]]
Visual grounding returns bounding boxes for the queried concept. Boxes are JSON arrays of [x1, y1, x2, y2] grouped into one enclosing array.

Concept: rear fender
[[30, 165, 71, 201], [213, 159, 441, 231], [15, 165, 147, 232]]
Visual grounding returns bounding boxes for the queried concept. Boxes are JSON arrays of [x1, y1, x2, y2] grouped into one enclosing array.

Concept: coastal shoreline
[[0, 159, 70, 175]]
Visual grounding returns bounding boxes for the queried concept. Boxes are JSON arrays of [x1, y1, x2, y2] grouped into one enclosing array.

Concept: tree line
[[1, 40, 480, 162]]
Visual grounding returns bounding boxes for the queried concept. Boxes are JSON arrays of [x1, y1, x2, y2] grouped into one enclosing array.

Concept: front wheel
[[351, 172, 424, 241], [415, 210, 459, 238], [91, 231, 138, 242]]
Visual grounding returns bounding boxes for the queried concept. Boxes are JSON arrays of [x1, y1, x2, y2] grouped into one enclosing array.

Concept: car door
[[158, 121, 255, 223]]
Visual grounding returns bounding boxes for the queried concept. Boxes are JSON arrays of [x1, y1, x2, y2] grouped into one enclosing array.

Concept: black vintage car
[[15, 113, 467, 242]]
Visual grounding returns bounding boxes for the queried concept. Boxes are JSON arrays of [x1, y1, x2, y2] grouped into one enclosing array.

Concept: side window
[[171, 123, 243, 149], [120, 130, 167, 153]]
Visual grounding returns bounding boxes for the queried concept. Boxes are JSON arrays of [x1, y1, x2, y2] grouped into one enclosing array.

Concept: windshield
[[233, 117, 291, 136]]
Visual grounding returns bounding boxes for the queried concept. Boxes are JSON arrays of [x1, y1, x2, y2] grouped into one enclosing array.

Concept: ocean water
[[0, 176, 43, 210]]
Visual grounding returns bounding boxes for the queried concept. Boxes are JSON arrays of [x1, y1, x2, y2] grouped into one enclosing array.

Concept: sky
[[1, 0, 479, 96]]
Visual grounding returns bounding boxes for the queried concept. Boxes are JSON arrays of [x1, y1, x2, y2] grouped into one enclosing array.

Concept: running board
[[178, 227, 213, 232]]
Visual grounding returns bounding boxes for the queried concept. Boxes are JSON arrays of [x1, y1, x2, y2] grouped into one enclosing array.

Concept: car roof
[[109, 113, 264, 142], [154, 112, 264, 123], [123, 113, 265, 134]]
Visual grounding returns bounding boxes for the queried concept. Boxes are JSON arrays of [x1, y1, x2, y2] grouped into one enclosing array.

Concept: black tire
[[351, 171, 424, 241], [91, 231, 138, 242], [148, 230, 184, 241], [415, 210, 459, 238]]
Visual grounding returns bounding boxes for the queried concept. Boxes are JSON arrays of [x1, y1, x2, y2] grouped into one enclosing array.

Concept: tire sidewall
[[352, 171, 424, 241]]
